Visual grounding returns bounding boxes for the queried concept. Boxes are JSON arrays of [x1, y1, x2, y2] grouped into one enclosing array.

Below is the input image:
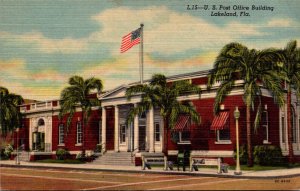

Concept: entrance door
[[139, 125, 146, 151], [32, 132, 45, 151]]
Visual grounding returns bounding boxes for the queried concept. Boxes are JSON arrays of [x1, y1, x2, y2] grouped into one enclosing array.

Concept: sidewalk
[[1, 160, 299, 179]]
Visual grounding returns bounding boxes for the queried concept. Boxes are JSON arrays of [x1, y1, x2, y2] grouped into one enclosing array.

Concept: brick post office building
[[13, 70, 300, 164]]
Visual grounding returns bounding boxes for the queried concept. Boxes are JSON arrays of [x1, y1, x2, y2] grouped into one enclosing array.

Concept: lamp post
[[234, 107, 242, 175]]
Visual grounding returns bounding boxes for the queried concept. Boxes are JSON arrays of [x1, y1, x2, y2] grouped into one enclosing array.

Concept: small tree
[[0, 86, 23, 136], [126, 74, 201, 154], [59, 76, 103, 154], [208, 42, 285, 166]]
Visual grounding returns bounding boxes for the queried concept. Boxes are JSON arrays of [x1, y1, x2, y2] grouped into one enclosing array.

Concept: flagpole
[[140, 23, 144, 84]]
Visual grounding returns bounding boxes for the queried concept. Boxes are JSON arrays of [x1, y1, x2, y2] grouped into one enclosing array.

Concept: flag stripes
[[120, 28, 141, 53]]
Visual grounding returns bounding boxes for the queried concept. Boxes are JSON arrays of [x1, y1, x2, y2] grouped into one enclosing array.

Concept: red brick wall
[[14, 118, 29, 150], [251, 96, 280, 147], [166, 95, 246, 151], [191, 77, 208, 85], [52, 109, 101, 152], [166, 94, 281, 153]]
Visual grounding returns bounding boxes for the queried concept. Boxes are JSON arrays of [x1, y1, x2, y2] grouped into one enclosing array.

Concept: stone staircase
[[92, 152, 134, 166]]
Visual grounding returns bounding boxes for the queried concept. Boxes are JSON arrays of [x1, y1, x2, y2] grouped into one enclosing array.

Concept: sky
[[1, 0, 299, 100]]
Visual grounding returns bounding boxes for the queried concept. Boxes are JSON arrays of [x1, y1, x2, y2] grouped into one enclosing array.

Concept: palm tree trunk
[[287, 87, 294, 163], [246, 104, 253, 167], [163, 117, 169, 156]]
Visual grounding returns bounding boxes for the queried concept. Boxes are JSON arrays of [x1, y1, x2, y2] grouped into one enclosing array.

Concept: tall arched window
[[58, 123, 64, 145], [77, 121, 82, 144], [262, 110, 269, 143]]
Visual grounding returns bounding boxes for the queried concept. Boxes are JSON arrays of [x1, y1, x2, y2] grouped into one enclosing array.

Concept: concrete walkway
[[1, 160, 299, 179]]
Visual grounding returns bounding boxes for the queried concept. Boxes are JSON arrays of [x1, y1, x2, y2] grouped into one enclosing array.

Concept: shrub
[[0, 149, 8, 160], [76, 151, 86, 161], [56, 148, 70, 160], [94, 144, 102, 153], [234, 144, 248, 165], [253, 145, 285, 166]]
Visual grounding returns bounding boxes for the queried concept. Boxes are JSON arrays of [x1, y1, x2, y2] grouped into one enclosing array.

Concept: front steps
[[92, 152, 134, 166]]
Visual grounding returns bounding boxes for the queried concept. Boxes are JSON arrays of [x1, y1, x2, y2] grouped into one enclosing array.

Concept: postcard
[[1, 0, 299, 190]]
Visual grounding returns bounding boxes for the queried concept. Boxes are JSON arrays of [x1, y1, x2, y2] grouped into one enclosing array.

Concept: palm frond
[[213, 80, 235, 114]]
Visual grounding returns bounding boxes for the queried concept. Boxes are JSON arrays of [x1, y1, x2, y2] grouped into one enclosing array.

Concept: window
[[281, 116, 286, 143], [120, 124, 126, 143], [140, 111, 146, 119], [216, 119, 230, 142], [217, 129, 231, 141], [179, 131, 190, 142], [58, 124, 64, 145], [262, 111, 269, 143], [38, 118, 45, 126], [77, 122, 82, 144], [99, 120, 102, 144], [155, 123, 160, 142]]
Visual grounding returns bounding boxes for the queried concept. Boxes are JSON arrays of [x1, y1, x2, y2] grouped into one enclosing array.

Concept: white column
[[149, 107, 154, 152], [114, 105, 119, 152], [101, 107, 106, 152], [29, 118, 33, 150], [134, 104, 139, 151]]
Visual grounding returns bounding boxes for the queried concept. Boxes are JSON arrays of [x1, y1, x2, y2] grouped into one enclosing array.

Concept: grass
[[231, 163, 300, 171], [34, 159, 85, 164]]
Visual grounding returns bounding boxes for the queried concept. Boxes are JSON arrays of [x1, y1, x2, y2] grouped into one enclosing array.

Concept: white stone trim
[[134, 103, 139, 151], [168, 150, 179, 156], [177, 89, 244, 101], [214, 141, 232, 145], [114, 105, 119, 152], [190, 150, 234, 157], [148, 108, 154, 153], [101, 107, 106, 152], [101, 96, 141, 107]]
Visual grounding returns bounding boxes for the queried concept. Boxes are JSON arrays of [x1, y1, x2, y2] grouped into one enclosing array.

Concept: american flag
[[120, 28, 141, 53]]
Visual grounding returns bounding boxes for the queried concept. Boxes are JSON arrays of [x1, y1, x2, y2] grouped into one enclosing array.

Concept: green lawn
[[34, 159, 85, 164], [231, 163, 300, 171]]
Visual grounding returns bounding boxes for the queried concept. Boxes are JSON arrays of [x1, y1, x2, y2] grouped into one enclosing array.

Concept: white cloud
[[91, 6, 264, 54], [0, 6, 268, 55], [267, 18, 296, 28], [0, 32, 89, 54]]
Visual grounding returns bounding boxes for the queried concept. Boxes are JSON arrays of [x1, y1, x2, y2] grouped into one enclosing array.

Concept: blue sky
[[1, 0, 299, 100]]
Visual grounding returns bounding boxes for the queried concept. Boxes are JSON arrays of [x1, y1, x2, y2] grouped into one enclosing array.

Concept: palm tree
[[59, 76, 103, 154], [208, 42, 285, 166], [0, 86, 24, 136], [280, 40, 300, 163], [126, 74, 201, 154]]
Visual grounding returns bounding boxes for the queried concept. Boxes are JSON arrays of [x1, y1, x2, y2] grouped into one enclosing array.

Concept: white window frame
[[76, 121, 82, 145], [262, 111, 270, 144], [216, 129, 231, 143], [179, 131, 191, 143], [120, 124, 126, 143], [154, 122, 160, 142], [58, 123, 65, 145]]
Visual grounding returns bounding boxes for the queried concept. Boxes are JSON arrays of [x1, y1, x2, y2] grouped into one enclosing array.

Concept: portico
[[99, 85, 163, 154]]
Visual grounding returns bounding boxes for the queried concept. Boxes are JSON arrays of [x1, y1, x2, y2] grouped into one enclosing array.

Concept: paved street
[[1, 166, 300, 190]]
